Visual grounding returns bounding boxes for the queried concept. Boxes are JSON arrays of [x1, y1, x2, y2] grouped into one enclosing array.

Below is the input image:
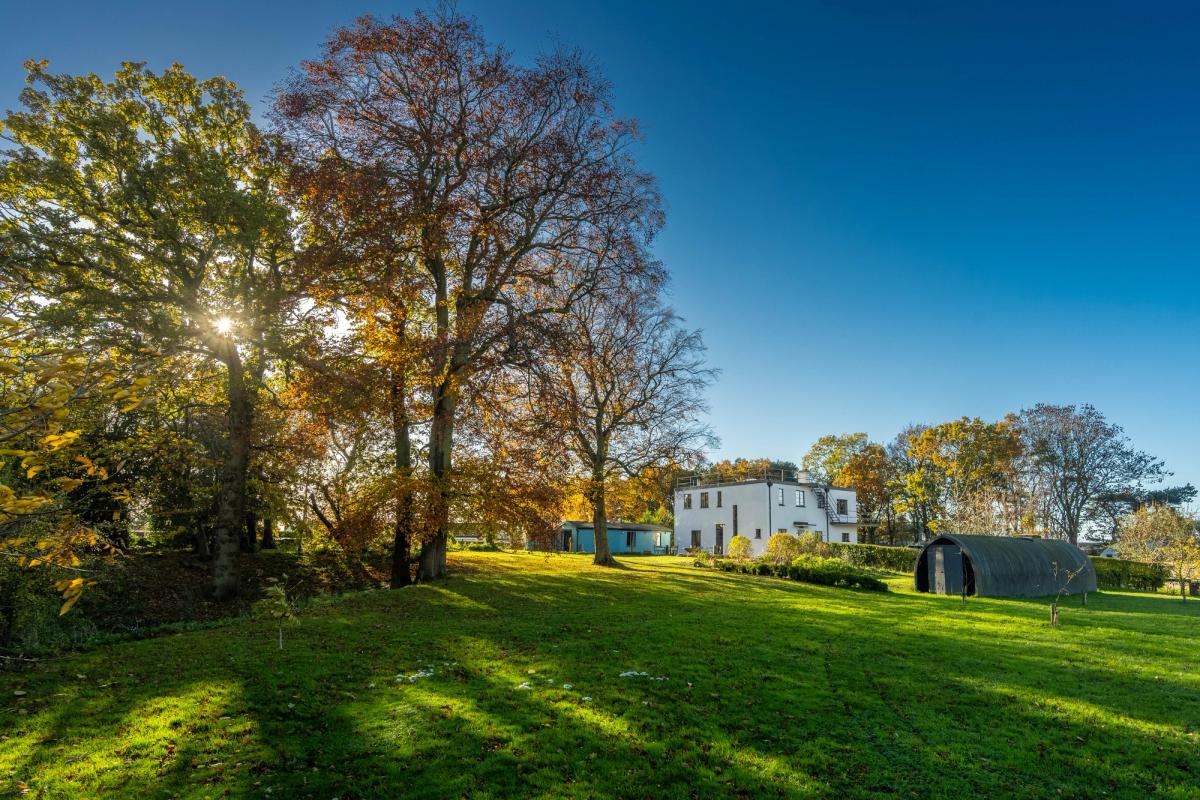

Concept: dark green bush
[[788, 555, 889, 591], [828, 543, 917, 573], [1090, 557, 1167, 592], [697, 554, 887, 592]]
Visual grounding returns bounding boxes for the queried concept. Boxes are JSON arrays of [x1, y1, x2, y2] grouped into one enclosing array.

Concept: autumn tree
[[904, 417, 1023, 534], [703, 458, 797, 482], [1117, 505, 1200, 602], [275, 9, 661, 579], [802, 433, 868, 485], [1, 62, 302, 598], [838, 442, 897, 544], [1020, 404, 1167, 544], [532, 285, 714, 566], [0, 308, 147, 612], [888, 424, 936, 541]]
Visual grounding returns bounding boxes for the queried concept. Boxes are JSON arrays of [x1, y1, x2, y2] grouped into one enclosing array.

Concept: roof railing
[[675, 468, 802, 490]]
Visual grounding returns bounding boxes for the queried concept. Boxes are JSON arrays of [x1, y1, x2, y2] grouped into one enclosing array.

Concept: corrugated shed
[[914, 534, 1097, 598]]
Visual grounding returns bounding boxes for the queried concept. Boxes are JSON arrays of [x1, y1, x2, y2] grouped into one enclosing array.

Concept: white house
[[673, 468, 864, 557]]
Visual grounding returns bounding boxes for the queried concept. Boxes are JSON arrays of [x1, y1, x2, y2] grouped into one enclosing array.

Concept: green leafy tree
[[1, 61, 302, 598], [802, 433, 868, 485]]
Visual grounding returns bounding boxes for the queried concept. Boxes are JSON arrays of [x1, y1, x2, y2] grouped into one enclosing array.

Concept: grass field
[[2, 552, 1198, 799]]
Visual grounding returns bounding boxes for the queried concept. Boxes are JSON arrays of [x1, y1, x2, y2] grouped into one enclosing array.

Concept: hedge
[[828, 543, 918, 573], [712, 555, 888, 592], [1090, 557, 1168, 592]]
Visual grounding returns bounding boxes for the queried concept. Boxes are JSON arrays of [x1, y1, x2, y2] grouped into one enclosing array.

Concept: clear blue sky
[[3, 1, 1197, 489]]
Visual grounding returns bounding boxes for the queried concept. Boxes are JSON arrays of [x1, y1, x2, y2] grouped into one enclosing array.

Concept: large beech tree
[[532, 284, 714, 566], [275, 9, 661, 579], [0, 62, 299, 598]]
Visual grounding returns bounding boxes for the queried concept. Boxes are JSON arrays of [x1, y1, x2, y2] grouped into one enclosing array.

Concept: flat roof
[[561, 520, 673, 532], [675, 478, 856, 492]]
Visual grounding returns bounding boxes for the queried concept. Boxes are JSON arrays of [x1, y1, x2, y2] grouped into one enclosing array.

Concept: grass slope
[[1, 552, 1197, 799]]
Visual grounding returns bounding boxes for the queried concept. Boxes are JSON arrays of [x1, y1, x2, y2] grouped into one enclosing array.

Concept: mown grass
[[1, 552, 1197, 799]]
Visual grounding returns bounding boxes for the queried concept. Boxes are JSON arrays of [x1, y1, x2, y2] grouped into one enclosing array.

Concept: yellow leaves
[[74, 455, 107, 479], [40, 429, 80, 451], [56, 477, 84, 492], [26, 464, 45, 479], [54, 576, 97, 615]]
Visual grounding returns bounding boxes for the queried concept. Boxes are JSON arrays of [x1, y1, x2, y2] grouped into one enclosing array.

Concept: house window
[[777, 528, 787, 535], [841, 531, 850, 543], [627, 530, 636, 549], [836, 498, 849, 515], [700, 492, 709, 509], [716, 490, 722, 508], [777, 488, 784, 506], [732, 504, 738, 534], [755, 528, 762, 539], [683, 494, 692, 510], [691, 530, 701, 548], [796, 490, 805, 507]]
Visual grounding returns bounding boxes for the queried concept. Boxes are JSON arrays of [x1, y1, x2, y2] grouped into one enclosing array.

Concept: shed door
[[930, 546, 964, 595]]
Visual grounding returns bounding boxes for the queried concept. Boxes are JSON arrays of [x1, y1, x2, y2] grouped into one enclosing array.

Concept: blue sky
[[2, 1, 1197, 489]]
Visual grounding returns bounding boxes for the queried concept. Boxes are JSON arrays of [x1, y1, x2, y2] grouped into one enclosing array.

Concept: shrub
[[789, 555, 889, 592], [765, 533, 803, 564], [1090, 557, 1168, 592], [794, 531, 831, 558], [727, 535, 752, 561], [828, 543, 917, 573], [693, 550, 714, 567]]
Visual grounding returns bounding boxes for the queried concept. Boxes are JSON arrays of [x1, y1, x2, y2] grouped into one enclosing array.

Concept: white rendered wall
[[674, 481, 860, 555]]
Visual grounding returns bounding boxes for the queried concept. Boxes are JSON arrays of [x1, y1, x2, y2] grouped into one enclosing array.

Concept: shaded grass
[[1, 552, 1198, 798]]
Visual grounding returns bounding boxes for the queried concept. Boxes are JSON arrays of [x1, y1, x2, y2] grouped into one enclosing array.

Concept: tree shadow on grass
[[4, 557, 1199, 798]]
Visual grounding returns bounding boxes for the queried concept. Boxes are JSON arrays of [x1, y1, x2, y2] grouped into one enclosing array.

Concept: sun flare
[[214, 317, 234, 335]]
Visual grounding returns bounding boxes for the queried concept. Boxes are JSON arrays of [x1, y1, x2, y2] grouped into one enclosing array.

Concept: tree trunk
[[260, 516, 275, 549], [417, 378, 454, 581], [591, 468, 618, 567], [390, 367, 413, 588], [211, 352, 252, 600], [243, 511, 258, 553], [194, 525, 211, 558]]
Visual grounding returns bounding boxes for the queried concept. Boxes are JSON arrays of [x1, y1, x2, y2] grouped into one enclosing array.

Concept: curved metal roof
[[915, 534, 1097, 598]]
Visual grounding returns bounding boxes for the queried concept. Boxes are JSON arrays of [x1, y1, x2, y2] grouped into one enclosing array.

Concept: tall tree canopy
[[1020, 404, 1167, 545], [531, 283, 715, 566], [1, 61, 302, 598], [274, 9, 662, 579]]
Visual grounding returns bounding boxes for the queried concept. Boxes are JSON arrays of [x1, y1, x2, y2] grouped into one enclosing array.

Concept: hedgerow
[[828, 543, 918, 573], [1090, 557, 1167, 591], [711, 554, 888, 592]]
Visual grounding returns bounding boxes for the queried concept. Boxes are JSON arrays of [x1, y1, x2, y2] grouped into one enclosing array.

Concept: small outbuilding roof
[[915, 534, 1097, 598], [561, 520, 673, 532]]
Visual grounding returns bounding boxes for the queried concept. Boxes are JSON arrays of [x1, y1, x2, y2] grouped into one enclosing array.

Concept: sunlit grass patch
[[1, 551, 1197, 798]]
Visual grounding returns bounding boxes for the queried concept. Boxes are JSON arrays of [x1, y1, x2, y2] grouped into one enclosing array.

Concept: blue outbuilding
[[536, 520, 674, 555]]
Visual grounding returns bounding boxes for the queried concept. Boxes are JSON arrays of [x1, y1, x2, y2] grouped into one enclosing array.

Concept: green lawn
[[2, 552, 1198, 799]]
